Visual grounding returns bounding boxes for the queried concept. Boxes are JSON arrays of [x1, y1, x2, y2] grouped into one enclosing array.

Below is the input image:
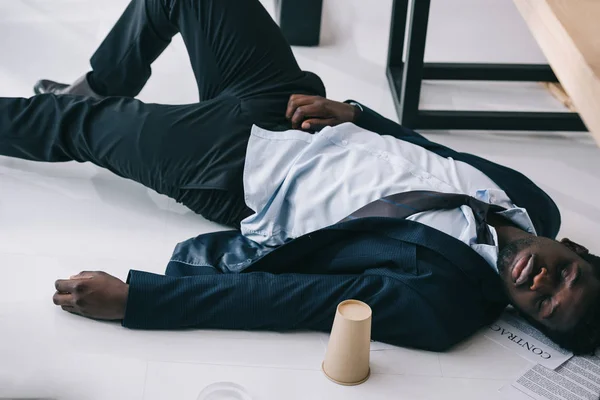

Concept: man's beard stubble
[[497, 237, 536, 276]]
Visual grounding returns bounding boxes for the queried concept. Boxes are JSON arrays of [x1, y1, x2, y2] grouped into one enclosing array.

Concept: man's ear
[[560, 238, 589, 255]]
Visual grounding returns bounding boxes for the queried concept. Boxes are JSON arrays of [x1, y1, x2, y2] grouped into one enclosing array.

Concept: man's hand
[[53, 271, 129, 320], [285, 95, 361, 131]]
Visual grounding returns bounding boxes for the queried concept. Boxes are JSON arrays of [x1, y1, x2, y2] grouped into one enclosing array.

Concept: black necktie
[[340, 191, 505, 245]]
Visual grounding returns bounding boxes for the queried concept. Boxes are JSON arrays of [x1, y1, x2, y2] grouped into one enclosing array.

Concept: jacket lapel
[[339, 217, 508, 304], [243, 217, 506, 304]]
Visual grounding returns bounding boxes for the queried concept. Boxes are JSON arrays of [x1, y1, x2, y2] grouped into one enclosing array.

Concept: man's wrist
[[347, 101, 363, 122], [118, 283, 130, 320]]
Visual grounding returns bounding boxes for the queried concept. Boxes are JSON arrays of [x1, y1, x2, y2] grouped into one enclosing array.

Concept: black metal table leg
[[275, 0, 324, 46], [397, 0, 430, 127], [385, 0, 587, 132]]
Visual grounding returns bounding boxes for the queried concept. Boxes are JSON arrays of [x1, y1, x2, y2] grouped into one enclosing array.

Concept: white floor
[[1, 0, 600, 399]]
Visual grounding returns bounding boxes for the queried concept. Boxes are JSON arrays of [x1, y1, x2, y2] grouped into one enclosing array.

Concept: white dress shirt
[[240, 122, 536, 271]]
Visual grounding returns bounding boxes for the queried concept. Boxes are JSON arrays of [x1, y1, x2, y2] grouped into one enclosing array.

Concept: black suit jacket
[[122, 102, 561, 351]]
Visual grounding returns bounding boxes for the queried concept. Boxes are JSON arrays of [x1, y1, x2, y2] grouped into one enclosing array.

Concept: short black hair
[[519, 253, 600, 355]]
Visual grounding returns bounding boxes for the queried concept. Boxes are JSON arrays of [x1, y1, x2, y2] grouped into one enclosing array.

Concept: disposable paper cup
[[322, 300, 372, 386]]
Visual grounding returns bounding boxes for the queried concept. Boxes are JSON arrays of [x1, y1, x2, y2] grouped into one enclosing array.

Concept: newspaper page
[[485, 310, 573, 369], [512, 354, 600, 400]]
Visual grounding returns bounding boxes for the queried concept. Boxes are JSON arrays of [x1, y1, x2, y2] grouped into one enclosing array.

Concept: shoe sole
[[33, 80, 69, 96]]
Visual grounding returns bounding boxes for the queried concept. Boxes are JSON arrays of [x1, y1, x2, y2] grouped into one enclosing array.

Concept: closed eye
[[560, 263, 581, 288], [538, 297, 555, 319], [569, 265, 581, 287], [560, 266, 569, 281]]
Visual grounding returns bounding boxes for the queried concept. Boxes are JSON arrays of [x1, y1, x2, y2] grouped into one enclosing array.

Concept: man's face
[[498, 237, 600, 332]]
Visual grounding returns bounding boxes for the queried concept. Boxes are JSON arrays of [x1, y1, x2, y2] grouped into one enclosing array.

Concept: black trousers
[[0, 0, 325, 227]]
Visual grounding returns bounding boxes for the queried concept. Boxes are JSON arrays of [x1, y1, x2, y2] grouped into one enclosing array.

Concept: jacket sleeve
[[123, 268, 455, 351], [345, 100, 426, 140]]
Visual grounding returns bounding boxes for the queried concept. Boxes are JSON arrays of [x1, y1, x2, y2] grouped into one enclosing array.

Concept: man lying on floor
[[3, 0, 599, 353]]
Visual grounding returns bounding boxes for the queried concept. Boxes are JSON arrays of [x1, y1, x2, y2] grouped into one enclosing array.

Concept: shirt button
[[341, 140, 348, 146]]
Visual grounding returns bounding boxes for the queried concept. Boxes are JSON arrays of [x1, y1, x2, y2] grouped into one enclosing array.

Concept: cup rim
[[336, 299, 372, 321], [322, 361, 371, 386]]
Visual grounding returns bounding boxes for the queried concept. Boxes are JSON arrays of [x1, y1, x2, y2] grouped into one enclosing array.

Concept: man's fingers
[[286, 95, 321, 120], [56, 271, 98, 293], [70, 271, 96, 279], [55, 279, 78, 293], [301, 118, 337, 131], [53, 292, 74, 306], [61, 305, 81, 315], [291, 104, 330, 128]]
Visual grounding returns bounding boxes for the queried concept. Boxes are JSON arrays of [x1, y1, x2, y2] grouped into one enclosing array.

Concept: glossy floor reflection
[[1, 0, 599, 399]]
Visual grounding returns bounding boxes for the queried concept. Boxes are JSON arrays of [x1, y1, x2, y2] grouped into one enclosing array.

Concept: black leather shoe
[[33, 79, 70, 95], [33, 74, 105, 99]]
